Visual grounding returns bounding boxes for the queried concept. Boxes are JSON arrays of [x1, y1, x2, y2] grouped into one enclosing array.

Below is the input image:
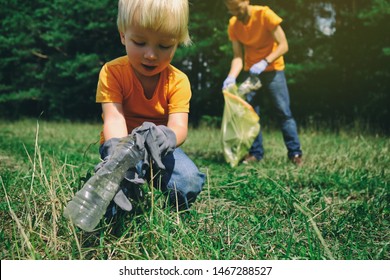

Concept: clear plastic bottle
[[238, 75, 262, 96], [63, 135, 144, 232]]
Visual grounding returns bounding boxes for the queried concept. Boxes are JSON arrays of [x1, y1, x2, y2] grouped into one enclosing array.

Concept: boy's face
[[120, 25, 178, 78], [225, 0, 250, 23]]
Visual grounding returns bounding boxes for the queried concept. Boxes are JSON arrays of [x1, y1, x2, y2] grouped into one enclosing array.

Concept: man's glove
[[249, 59, 269, 76], [131, 122, 176, 170], [222, 75, 236, 90]]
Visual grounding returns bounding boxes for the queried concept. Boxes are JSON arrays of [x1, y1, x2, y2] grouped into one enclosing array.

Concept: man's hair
[[224, 0, 250, 4], [117, 0, 191, 46]]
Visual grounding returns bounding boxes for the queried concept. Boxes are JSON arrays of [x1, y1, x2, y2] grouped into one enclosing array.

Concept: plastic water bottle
[[63, 135, 144, 232], [238, 75, 262, 96]]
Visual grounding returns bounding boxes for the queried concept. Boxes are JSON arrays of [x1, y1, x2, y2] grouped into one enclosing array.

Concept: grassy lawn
[[0, 119, 389, 260]]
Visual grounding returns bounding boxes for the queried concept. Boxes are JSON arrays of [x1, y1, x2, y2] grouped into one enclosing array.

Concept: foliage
[[174, 1, 232, 124], [0, 0, 389, 132], [0, 0, 120, 119], [0, 120, 389, 260]]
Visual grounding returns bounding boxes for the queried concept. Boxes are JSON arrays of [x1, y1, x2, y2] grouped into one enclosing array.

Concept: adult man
[[222, 0, 303, 165]]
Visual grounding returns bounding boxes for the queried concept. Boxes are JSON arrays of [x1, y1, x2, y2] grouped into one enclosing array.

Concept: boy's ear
[[120, 32, 125, 45]]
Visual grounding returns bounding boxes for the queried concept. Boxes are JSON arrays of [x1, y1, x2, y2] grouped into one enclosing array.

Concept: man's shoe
[[242, 154, 261, 164], [290, 154, 303, 166]]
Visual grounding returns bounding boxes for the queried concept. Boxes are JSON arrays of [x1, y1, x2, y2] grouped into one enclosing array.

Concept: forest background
[[0, 0, 389, 133]]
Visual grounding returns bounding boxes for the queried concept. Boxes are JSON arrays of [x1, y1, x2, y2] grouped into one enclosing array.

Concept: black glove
[[131, 122, 176, 170]]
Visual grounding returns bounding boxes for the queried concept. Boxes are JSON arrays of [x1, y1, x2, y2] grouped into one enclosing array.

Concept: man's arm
[[227, 40, 244, 78], [265, 25, 289, 63]]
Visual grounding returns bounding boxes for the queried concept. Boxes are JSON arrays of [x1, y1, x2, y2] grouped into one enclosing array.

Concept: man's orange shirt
[[96, 56, 191, 144], [228, 5, 285, 71]]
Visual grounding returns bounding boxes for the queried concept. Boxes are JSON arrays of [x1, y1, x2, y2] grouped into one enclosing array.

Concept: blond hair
[[117, 0, 191, 46]]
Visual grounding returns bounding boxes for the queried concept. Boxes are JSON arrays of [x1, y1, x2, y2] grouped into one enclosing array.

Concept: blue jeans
[[245, 71, 302, 159], [153, 148, 205, 209], [99, 146, 205, 212]]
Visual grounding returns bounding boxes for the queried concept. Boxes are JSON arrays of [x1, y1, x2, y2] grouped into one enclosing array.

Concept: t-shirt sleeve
[[264, 8, 283, 31], [96, 63, 123, 103], [227, 18, 237, 41], [167, 73, 191, 114]]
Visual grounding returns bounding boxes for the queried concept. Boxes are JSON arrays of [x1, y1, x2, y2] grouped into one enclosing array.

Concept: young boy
[[96, 0, 205, 213]]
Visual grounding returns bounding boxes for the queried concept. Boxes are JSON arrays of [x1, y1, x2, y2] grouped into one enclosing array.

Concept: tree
[[0, 0, 388, 131], [173, 0, 232, 124], [0, 0, 120, 119]]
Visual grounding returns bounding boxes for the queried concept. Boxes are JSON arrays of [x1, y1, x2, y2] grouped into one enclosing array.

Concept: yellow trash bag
[[221, 85, 260, 167]]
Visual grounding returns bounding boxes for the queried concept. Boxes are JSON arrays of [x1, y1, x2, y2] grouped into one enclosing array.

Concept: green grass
[[0, 119, 389, 260]]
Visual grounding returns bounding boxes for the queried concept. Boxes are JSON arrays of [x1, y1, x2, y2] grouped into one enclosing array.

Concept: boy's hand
[[131, 122, 176, 170], [98, 137, 120, 160], [95, 137, 134, 212], [154, 125, 176, 156]]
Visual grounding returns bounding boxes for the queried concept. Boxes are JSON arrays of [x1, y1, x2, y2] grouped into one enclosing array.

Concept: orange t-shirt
[[96, 56, 191, 144], [228, 5, 285, 71]]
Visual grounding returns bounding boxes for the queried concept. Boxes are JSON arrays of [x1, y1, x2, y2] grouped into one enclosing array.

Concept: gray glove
[[95, 137, 138, 212], [95, 122, 176, 213], [99, 137, 119, 158], [152, 125, 177, 156], [131, 122, 176, 170]]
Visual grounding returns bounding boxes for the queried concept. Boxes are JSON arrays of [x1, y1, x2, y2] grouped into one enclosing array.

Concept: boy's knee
[[168, 171, 205, 209]]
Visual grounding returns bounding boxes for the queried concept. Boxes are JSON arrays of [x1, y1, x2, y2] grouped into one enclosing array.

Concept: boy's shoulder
[[166, 64, 189, 82], [167, 64, 185, 75], [102, 56, 132, 79], [105, 56, 129, 68]]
